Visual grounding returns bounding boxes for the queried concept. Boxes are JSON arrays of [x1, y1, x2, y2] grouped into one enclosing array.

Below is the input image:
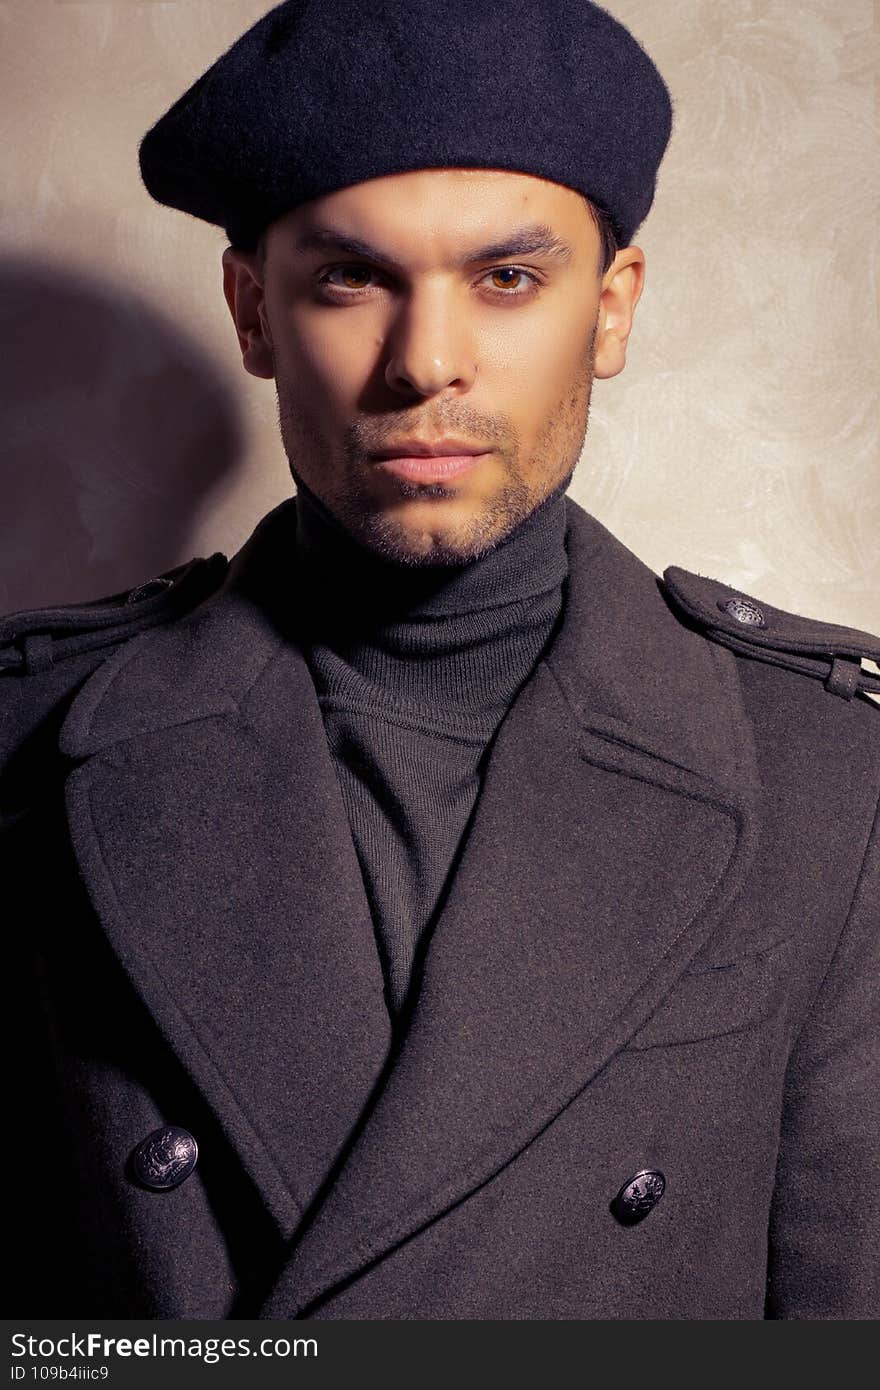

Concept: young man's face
[[223, 167, 644, 565]]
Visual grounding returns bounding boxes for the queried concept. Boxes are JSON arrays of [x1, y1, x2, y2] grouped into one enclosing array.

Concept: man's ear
[[221, 246, 275, 380], [593, 247, 646, 380]]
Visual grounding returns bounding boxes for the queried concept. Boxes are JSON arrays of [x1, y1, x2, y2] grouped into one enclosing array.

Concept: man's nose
[[383, 291, 477, 397]]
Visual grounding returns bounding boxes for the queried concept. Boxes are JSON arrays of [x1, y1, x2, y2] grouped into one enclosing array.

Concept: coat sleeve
[[765, 784, 880, 1318]]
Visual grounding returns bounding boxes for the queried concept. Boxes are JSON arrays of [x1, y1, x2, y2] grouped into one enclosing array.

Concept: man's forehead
[[268, 170, 590, 268]]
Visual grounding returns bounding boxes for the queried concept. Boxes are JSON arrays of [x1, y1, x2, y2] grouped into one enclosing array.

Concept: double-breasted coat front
[[3, 495, 878, 1319]]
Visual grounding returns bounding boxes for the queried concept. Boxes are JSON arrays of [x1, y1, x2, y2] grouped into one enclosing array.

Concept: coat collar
[[58, 493, 754, 780], [58, 493, 760, 1315]]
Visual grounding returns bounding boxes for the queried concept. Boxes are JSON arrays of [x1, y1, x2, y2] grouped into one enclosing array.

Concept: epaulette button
[[717, 597, 766, 628], [125, 577, 175, 605]]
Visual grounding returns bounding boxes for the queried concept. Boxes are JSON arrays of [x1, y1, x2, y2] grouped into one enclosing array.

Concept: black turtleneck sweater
[[291, 476, 570, 1021]]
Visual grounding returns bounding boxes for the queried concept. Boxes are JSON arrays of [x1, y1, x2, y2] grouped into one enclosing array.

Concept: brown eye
[[490, 268, 524, 290], [340, 267, 371, 289], [321, 265, 375, 290], [482, 266, 540, 297]]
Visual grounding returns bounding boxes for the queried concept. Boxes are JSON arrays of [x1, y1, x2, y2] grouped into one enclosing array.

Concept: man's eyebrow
[[292, 222, 575, 268]]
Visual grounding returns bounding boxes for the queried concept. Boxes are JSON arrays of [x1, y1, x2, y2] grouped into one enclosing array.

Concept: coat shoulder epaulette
[[662, 566, 880, 706], [0, 551, 230, 679]]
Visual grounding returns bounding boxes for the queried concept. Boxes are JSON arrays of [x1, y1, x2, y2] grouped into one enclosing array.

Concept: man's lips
[[369, 452, 493, 482]]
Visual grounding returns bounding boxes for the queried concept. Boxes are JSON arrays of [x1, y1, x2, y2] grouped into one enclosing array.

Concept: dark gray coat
[[3, 496, 878, 1320]]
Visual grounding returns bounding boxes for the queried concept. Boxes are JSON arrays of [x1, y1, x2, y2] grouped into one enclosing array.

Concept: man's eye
[[320, 265, 376, 291], [481, 266, 539, 296]]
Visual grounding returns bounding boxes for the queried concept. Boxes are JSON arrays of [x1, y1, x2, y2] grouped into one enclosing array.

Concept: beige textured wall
[[1, 0, 878, 634]]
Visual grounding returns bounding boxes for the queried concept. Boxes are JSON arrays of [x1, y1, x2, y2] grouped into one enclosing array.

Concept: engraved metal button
[[125, 577, 174, 605], [717, 596, 766, 628], [131, 1125, 198, 1191], [611, 1169, 666, 1226]]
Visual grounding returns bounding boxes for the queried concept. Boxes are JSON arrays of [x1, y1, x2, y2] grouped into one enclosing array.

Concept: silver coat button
[[718, 596, 766, 628], [131, 1125, 198, 1190], [126, 577, 174, 605], [612, 1169, 666, 1225]]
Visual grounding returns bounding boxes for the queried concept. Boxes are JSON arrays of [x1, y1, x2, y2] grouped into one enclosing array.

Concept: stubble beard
[[273, 323, 597, 568]]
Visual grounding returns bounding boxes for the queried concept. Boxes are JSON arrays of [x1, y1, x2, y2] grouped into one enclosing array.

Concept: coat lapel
[[258, 500, 761, 1317], [58, 502, 394, 1235]]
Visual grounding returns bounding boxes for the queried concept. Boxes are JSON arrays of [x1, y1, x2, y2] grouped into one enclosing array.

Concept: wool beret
[[138, 0, 674, 252]]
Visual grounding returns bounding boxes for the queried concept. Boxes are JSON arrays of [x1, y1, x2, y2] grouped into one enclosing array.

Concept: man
[[2, 0, 878, 1321]]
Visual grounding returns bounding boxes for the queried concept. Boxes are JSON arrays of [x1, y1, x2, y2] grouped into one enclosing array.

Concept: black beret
[[138, 0, 674, 252]]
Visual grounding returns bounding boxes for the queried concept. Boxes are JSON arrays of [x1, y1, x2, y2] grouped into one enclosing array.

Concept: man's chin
[[340, 497, 523, 569], [350, 517, 505, 569]]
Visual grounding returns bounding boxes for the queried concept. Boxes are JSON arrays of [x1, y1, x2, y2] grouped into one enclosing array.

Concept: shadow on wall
[[0, 254, 244, 617]]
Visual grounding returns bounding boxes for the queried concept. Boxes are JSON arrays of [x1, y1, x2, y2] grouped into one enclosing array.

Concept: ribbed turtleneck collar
[[290, 473, 571, 719]]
